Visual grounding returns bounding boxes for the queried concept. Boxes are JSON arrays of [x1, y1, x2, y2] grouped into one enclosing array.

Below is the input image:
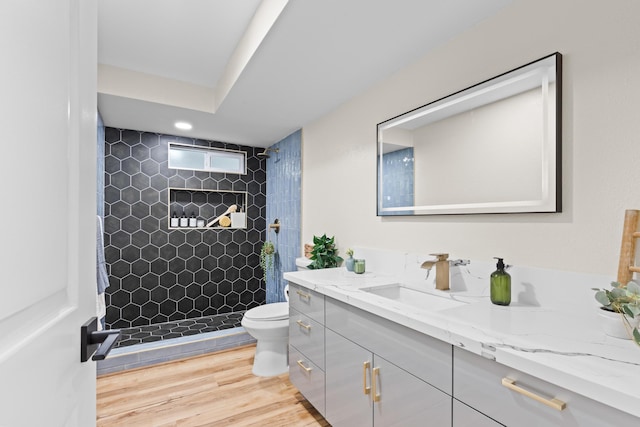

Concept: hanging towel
[[96, 216, 110, 294]]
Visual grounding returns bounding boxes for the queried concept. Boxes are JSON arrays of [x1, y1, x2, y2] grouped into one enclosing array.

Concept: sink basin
[[362, 284, 466, 312]]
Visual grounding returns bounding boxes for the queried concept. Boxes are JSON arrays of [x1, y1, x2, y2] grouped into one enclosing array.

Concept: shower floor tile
[[115, 312, 245, 348]]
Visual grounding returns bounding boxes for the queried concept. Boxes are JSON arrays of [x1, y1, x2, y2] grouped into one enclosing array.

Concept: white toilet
[[242, 258, 312, 377]]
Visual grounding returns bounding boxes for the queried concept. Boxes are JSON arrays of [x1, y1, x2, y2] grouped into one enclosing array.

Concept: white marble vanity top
[[283, 258, 640, 418]]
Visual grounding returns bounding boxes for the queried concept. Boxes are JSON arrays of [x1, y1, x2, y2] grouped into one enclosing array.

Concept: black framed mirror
[[377, 52, 562, 216]]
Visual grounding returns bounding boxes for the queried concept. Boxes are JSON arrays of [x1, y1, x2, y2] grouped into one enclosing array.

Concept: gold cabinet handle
[[501, 378, 566, 411], [296, 289, 311, 300], [296, 319, 311, 331], [297, 359, 312, 374], [372, 367, 381, 402], [363, 361, 371, 395]]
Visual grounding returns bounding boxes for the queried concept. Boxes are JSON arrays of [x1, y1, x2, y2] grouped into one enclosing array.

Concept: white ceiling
[[98, 0, 513, 147]]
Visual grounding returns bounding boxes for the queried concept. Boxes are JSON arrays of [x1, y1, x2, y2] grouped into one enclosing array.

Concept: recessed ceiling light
[[174, 121, 192, 130]]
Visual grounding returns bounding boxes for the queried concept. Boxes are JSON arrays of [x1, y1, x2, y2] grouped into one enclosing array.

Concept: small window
[[168, 143, 246, 175]]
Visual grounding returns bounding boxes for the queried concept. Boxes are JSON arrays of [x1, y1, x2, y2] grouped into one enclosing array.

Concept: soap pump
[[490, 257, 511, 306]]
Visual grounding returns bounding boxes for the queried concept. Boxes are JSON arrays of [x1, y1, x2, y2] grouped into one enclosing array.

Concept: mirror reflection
[[377, 53, 561, 216]]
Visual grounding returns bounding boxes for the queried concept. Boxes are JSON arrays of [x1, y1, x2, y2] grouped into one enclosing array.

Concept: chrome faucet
[[421, 253, 450, 290]]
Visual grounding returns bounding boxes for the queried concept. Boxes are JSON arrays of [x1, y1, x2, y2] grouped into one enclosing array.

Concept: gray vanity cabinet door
[[453, 400, 504, 426], [373, 354, 452, 427], [325, 329, 373, 427], [326, 328, 452, 427]]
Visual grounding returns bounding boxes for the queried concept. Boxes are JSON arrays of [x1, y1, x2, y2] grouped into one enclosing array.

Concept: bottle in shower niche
[[490, 257, 511, 306], [170, 211, 179, 228], [179, 211, 188, 227], [188, 212, 197, 227]]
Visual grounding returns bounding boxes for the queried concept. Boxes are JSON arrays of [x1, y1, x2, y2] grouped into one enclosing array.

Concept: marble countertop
[[283, 267, 640, 418]]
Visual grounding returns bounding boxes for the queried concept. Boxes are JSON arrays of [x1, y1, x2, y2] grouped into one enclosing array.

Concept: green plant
[[308, 234, 343, 269], [346, 248, 354, 258], [260, 241, 275, 282], [593, 281, 640, 345]]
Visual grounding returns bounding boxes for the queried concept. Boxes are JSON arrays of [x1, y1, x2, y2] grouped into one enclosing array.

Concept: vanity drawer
[[325, 296, 452, 394], [289, 307, 324, 370], [288, 283, 324, 324], [453, 347, 639, 426], [289, 345, 325, 417]]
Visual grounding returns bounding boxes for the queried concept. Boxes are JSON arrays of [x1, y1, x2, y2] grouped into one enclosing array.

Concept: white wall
[[301, 0, 640, 276]]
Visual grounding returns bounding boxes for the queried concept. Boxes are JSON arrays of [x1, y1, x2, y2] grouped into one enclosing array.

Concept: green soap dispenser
[[490, 257, 511, 306]]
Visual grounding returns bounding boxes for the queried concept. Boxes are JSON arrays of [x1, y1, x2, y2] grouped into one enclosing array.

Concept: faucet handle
[[429, 253, 449, 261]]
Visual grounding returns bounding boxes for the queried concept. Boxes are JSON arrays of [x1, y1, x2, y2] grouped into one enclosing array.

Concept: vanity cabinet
[[324, 297, 452, 427], [326, 328, 451, 427], [288, 283, 325, 416], [453, 347, 639, 426]]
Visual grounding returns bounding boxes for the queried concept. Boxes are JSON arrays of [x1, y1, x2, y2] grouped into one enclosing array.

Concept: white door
[[0, 1, 98, 426]]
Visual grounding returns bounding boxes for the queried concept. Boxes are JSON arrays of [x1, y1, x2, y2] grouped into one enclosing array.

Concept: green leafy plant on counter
[[593, 281, 640, 346], [260, 241, 276, 282], [308, 234, 343, 269]]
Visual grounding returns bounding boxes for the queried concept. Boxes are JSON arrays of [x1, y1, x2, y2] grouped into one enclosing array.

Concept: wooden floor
[[97, 344, 330, 427]]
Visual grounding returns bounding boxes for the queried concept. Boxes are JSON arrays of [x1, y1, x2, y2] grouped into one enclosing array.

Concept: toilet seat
[[244, 302, 288, 321]]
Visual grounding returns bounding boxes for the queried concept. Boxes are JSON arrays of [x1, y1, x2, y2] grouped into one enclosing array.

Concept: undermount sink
[[362, 284, 466, 312]]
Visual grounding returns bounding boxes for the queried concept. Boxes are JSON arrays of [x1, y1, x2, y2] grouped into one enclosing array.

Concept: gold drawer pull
[[363, 361, 371, 395], [296, 289, 311, 300], [297, 359, 312, 374], [501, 378, 566, 411], [296, 319, 311, 331], [372, 367, 381, 402]]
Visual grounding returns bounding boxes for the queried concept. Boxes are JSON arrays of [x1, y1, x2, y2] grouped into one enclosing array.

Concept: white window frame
[[168, 142, 247, 175]]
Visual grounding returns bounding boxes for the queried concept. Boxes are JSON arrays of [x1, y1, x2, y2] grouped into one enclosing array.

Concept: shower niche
[[168, 187, 248, 230]]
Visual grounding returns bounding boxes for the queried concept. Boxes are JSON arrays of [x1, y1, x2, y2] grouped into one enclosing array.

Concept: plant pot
[[598, 307, 639, 339]]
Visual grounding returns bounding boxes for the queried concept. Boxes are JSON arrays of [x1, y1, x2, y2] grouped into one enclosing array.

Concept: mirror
[[377, 53, 561, 216]]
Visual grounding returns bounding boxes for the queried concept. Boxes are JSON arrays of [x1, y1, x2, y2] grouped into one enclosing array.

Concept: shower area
[[97, 118, 301, 373]]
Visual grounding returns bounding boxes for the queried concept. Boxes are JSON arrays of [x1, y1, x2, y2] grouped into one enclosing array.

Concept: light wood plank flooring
[[97, 344, 329, 426]]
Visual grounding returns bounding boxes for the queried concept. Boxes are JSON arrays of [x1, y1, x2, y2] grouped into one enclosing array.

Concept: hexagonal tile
[[151, 259, 169, 275], [131, 173, 150, 191], [111, 142, 131, 160], [132, 288, 150, 305], [150, 286, 168, 303], [111, 260, 131, 279], [141, 245, 159, 262], [169, 257, 186, 273], [141, 216, 160, 233], [121, 245, 140, 261], [141, 301, 160, 320], [177, 298, 193, 313], [141, 273, 159, 289], [160, 271, 177, 287], [141, 187, 160, 205], [131, 259, 151, 277], [131, 143, 150, 161], [122, 215, 141, 234], [185, 257, 201, 271], [110, 200, 130, 219], [178, 243, 194, 259], [150, 230, 169, 248], [121, 275, 139, 292], [121, 157, 141, 175]]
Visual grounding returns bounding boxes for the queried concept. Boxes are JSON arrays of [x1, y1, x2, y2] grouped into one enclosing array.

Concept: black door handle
[[81, 317, 121, 362]]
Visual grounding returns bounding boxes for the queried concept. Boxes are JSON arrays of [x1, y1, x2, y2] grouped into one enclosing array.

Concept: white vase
[[598, 308, 639, 339]]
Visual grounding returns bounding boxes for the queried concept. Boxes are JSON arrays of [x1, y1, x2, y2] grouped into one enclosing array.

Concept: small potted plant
[[344, 248, 355, 272], [593, 281, 640, 346], [308, 234, 343, 269], [260, 241, 275, 282]]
